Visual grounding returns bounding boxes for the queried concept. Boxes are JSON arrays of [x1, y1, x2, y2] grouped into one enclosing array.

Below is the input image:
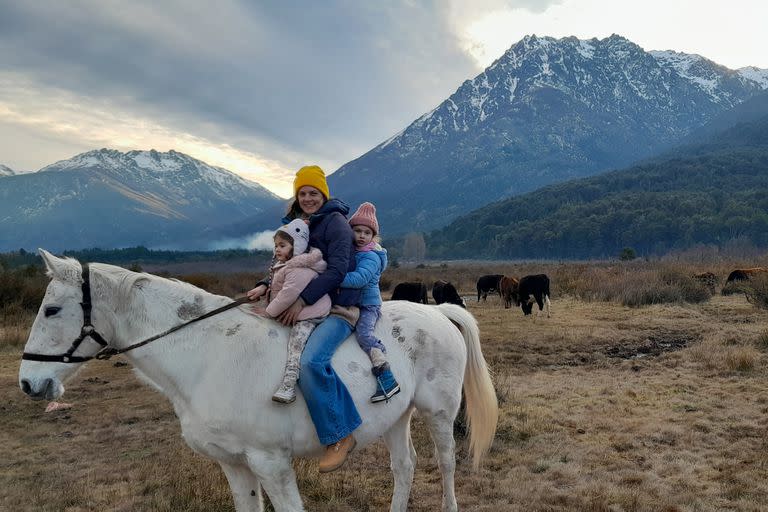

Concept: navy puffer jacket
[[283, 198, 361, 307]]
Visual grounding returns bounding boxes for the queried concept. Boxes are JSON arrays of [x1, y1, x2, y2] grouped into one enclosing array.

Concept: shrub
[[0, 266, 47, 313], [583, 266, 713, 307], [755, 330, 768, 350], [743, 275, 768, 310], [619, 247, 637, 261], [725, 347, 760, 372]]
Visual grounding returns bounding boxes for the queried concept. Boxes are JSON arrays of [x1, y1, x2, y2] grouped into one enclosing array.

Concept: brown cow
[[725, 267, 768, 284], [692, 271, 718, 294], [723, 267, 768, 295], [499, 276, 519, 309]]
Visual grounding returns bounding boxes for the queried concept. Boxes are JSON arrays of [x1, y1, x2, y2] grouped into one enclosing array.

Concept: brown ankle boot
[[318, 434, 356, 473]]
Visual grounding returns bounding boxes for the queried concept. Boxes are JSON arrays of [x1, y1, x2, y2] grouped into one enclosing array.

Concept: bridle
[[21, 263, 250, 364]]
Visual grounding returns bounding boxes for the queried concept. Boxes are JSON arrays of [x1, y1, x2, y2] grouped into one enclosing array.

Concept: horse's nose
[[20, 378, 53, 399]]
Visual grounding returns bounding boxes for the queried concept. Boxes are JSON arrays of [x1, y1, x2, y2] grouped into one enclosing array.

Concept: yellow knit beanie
[[293, 165, 330, 199]]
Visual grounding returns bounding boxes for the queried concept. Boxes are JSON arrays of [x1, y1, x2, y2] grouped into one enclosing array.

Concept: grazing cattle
[[476, 274, 504, 301], [692, 271, 718, 294], [391, 281, 428, 304], [433, 280, 466, 308], [517, 274, 551, 318], [499, 276, 519, 309]]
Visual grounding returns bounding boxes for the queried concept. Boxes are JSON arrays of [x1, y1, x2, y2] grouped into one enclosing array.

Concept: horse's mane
[[87, 263, 228, 314]]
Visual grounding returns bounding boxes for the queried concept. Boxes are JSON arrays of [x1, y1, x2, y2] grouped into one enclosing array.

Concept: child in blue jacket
[[341, 202, 400, 403]]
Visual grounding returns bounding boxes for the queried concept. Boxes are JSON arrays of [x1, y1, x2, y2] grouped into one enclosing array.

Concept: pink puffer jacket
[[265, 248, 332, 320]]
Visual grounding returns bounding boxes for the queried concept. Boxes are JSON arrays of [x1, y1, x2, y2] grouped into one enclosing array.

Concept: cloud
[[208, 230, 276, 251], [0, 72, 300, 196], [0, 1, 480, 182]]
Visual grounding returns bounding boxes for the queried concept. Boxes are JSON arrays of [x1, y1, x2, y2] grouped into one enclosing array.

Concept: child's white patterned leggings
[[279, 319, 320, 390]]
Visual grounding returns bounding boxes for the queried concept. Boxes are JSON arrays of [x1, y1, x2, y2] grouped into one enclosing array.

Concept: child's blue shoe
[[371, 365, 400, 403]]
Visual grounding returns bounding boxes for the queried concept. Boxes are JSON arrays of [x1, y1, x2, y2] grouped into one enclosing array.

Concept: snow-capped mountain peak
[[0, 148, 286, 251], [329, 34, 768, 233], [0, 164, 15, 177], [369, 35, 768, 158], [38, 148, 280, 200], [737, 66, 768, 89], [650, 50, 732, 97]]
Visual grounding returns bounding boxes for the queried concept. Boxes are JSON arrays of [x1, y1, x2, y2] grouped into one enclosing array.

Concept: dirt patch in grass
[[604, 329, 699, 360]]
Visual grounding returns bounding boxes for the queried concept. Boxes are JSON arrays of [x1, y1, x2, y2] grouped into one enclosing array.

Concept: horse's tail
[[436, 304, 498, 470]]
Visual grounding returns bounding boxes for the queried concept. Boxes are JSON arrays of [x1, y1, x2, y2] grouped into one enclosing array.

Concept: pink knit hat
[[348, 202, 379, 235]]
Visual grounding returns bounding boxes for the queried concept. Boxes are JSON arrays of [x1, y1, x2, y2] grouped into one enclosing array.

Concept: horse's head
[[19, 249, 109, 400]]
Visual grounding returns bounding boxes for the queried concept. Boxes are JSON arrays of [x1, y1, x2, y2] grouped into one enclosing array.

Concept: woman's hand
[[277, 298, 305, 326], [247, 284, 268, 301]]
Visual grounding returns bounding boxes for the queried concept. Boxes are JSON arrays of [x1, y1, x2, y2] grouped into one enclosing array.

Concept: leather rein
[[21, 263, 250, 364]]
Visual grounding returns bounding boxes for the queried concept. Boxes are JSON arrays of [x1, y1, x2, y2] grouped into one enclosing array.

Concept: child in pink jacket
[[256, 219, 332, 403]]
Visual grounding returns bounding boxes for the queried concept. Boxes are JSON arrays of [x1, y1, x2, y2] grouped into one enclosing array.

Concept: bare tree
[[403, 232, 426, 263]]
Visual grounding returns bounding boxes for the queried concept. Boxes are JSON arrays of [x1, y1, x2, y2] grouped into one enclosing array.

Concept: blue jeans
[[356, 305, 386, 355], [298, 315, 362, 445]]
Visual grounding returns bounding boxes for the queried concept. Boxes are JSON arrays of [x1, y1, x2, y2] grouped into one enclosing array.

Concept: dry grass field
[[3, 260, 768, 511]]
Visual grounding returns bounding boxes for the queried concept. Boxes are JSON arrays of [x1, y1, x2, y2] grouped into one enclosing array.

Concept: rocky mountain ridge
[[329, 34, 768, 233]]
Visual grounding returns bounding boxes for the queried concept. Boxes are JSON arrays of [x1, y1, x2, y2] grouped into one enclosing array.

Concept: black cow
[[476, 274, 503, 302], [391, 282, 428, 304], [517, 274, 551, 318], [432, 280, 466, 308]]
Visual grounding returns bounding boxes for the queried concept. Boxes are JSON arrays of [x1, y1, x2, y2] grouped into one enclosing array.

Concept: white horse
[[19, 250, 498, 512]]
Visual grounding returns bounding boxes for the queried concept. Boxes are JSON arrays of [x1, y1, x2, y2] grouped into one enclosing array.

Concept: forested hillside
[[427, 117, 768, 259]]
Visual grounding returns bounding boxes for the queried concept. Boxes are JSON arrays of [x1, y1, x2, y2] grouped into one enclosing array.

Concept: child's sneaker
[[371, 365, 400, 403], [272, 382, 297, 404]]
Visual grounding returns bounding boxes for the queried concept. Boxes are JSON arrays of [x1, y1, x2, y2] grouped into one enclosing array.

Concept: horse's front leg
[[384, 410, 417, 512], [219, 461, 264, 512], [245, 449, 304, 512]]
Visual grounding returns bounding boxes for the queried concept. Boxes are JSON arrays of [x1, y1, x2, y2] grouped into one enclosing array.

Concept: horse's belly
[[179, 421, 243, 464]]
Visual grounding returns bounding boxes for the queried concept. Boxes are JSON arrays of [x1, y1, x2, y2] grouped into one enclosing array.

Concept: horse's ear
[[38, 249, 61, 276], [38, 248, 81, 283]]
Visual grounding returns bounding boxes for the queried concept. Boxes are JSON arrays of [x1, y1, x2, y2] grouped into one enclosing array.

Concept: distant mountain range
[[0, 149, 285, 252], [329, 34, 768, 233], [427, 107, 768, 259], [3, 34, 768, 254]]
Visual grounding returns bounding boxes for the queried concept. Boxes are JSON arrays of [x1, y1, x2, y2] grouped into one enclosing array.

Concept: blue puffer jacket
[[283, 198, 361, 307], [340, 245, 388, 306]]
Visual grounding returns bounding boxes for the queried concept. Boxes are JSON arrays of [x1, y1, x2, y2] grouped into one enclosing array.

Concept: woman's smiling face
[[296, 186, 325, 216]]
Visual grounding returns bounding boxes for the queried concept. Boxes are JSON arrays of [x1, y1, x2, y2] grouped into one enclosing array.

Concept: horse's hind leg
[[384, 409, 417, 512], [219, 461, 264, 512], [422, 408, 459, 512]]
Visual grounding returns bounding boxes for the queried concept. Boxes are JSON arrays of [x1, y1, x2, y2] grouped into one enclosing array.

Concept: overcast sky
[[1, 0, 766, 197]]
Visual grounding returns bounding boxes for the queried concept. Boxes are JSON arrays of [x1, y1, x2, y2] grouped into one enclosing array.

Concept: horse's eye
[[44, 306, 62, 317]]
